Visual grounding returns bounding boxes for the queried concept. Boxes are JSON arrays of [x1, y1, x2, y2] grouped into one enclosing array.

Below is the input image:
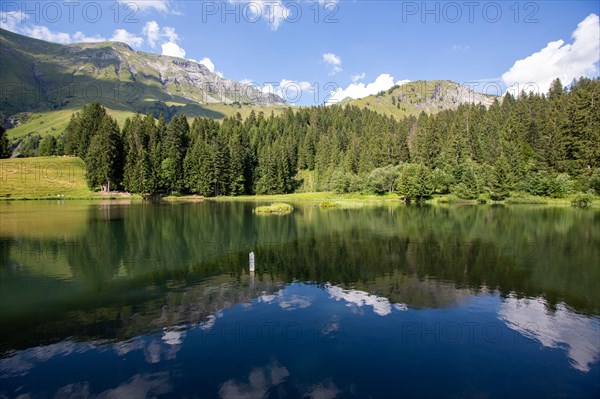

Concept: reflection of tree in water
[[1, 203, 598, 351]]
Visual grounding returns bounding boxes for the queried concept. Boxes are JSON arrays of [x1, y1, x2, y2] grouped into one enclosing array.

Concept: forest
[[2, 77, 599, 200]]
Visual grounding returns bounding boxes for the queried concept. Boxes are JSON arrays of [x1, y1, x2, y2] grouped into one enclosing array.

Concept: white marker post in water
[[249, 252, 255, 272]]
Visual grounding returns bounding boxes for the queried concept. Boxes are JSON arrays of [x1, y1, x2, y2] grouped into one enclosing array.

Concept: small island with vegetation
[[253, 203, 294, 214]]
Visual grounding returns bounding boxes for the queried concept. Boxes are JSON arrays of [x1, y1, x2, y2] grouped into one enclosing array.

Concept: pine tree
[[84, 115, 123, 191], [64, 103, 107, 157], [0, 124, 12, 158]]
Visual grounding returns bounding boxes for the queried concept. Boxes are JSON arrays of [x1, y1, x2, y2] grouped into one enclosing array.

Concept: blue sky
[[1, 1, 599, 105]]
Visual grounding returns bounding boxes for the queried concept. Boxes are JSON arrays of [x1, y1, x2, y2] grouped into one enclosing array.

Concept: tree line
[[7, 77, 600, 199]]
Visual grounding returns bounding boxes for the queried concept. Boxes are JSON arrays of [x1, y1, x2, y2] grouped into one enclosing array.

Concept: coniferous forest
[[14, 77, 600, 200]]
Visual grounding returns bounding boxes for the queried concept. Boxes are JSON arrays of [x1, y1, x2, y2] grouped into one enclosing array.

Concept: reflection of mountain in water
[[498, 295, 600, 373], [1, 202, 599, 353]]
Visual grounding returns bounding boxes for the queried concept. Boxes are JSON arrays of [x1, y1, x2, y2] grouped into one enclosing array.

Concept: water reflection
[[326, 283, 407, 316], [498, 295, 600, 373], [1, 283, 599, 398], [218, 359, 290, 399], [1, 201, 599, 397]]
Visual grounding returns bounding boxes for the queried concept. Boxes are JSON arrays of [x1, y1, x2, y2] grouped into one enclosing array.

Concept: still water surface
[[0, 201, 599, 398]]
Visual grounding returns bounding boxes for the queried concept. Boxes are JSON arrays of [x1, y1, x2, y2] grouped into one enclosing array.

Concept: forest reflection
[[1, 201, 598, 352]]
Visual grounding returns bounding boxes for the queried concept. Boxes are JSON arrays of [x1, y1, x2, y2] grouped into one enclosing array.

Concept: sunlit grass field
[[0, 156, 94, 198]]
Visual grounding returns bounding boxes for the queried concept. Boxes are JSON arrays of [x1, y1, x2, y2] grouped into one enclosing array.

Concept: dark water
[[0, 201, 599, 398]]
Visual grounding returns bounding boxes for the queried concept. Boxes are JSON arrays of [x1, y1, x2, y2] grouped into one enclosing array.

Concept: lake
[[0, 201, 599, 398]]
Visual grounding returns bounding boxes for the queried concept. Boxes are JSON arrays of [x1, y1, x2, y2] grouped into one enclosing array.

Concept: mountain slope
[[346, 80, 497, 118], [0, 28, 286, 136]]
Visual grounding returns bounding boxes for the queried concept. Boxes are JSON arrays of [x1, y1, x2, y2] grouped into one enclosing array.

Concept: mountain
[[0, 28, 286, 136], [344, 80, 497, 119]]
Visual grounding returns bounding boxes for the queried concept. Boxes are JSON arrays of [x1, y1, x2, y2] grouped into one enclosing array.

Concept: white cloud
[[502, 13, 600, 95], [351, 72, 366, 83], [20, 25, 71, 44], [161, 41, 186, 58], [328, 73, 407, 104], [229, 0, 291, 31], [3, 14, 107, 45], [262, 79, 311, 103], [396, 79, 410, 86], [323, 52, 342, 66], [0, 11, 27, 32], [73, 31, 107, 43], [142, 21, 179, 48], [198, 57, 215, 72], [110, 29, 144, 47], [142, 20, 161, 47], [162, 26, 178, 42], [323, 53, 343, 75]]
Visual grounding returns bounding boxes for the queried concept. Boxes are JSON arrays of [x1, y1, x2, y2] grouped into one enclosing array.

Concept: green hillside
[[0, 28, 289, 141], [348, 80, 497, 119]]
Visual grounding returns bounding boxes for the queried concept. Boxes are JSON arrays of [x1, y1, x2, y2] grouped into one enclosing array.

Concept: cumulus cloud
[[161, 41, 186, 58], [328, 73, 409, 104], [323, 52, 341, 66], [142, 21, 179, 48], [502, 13, 600, 95], [142, 21, 161, 47], [0, 10, 27, 32], [20, 25, 71, 44], [72, 31, 107, 43], [198, 57, 215, 72], [323, 52, 343, 75], [261, 79, 312, 103], [110, 29, 144, 47]]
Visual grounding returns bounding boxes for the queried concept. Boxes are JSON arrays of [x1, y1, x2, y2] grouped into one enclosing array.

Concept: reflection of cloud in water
[[198, 310, 223, 331], [258, 290, 313, 311], [162, 330, 185, 346], [54, 372, 171, 398], [219, 359, 345, 399], [114, 338, 145, 356], [498, 296, 600, 372], [326, 284, 407, 316], [0, 340, 94, 377], [306, 379, 341, 399], [219, 360, 290, 399], [144, 337, 182, 364]]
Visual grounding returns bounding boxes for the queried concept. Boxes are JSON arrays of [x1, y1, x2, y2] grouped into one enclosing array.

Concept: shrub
[[548, 173, 574, 198], [590, 168, 600, 195]]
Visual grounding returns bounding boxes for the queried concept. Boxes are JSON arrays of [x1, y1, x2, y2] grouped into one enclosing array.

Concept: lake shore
[[3, 191, 598, 208]]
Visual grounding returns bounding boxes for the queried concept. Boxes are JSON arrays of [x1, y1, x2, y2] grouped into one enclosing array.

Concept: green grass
[[211, 192, 401, 203], [253, 203, 294, 214], [0, 156, 97, 199], [7, 105, 289, 142], [7, 108, 135, 141]]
